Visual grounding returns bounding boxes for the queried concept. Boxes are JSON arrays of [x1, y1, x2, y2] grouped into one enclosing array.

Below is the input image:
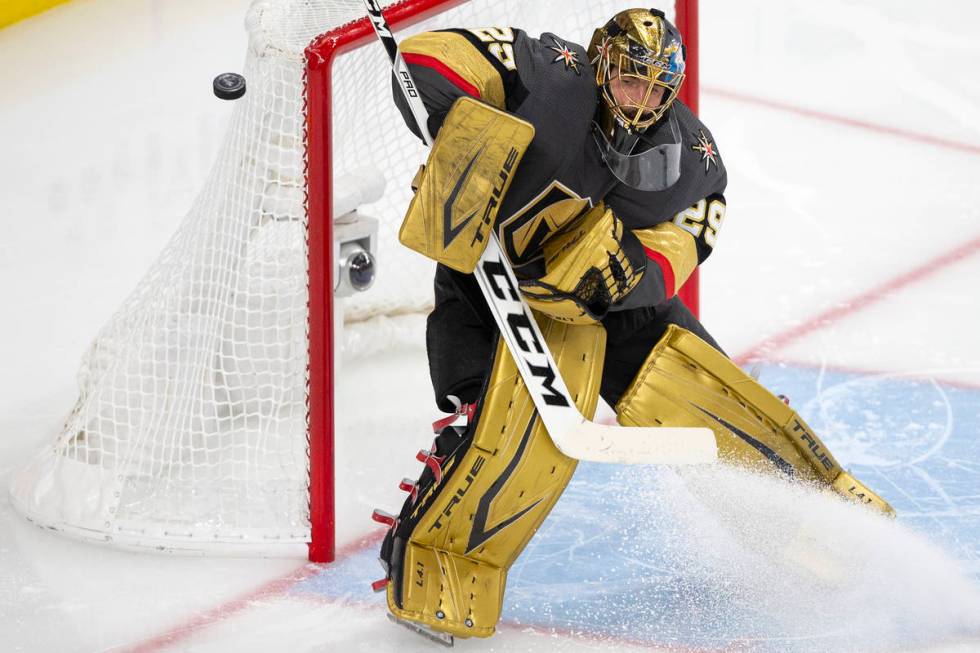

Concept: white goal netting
[[10, 0, 675, 555]]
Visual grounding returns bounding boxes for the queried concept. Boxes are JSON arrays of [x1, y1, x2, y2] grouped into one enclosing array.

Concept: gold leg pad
[[833, 471, 895, 517], [390, 543, 504, 638], [615, 325, 894, 515], [387, 316, 606, 638]]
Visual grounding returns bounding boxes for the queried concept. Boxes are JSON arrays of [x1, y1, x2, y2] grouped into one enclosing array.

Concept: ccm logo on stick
[[480, 258, 570, 408], [365, 1, 392, 37]]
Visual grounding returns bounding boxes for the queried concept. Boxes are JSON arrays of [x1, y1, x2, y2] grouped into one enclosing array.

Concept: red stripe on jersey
[[643, 247, 676, 298], [402, 53, 482, 99]]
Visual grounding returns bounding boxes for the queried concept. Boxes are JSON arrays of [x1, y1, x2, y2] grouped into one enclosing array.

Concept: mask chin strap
[[593, 109, 682, 192]]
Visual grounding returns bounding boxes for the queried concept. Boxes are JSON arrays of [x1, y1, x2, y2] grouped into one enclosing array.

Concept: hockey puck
[[213, 72, 246, 100]]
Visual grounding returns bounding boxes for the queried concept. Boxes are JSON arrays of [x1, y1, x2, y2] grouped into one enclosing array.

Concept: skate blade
[[386, 612, 455, 647]]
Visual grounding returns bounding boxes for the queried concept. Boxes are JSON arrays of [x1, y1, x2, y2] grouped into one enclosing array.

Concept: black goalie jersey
[[394, 26, 728, 310]]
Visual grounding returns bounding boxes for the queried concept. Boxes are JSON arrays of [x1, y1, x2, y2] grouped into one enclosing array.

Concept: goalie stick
[[363, 0, 717, 466]]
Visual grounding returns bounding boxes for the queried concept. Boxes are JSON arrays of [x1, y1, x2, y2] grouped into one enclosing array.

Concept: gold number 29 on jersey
[[672, 198, 726, 248], [467, 27, 517, 71]]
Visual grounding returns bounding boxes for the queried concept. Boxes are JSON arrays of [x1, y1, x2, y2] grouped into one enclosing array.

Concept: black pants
[[425, 264, 724, 412]]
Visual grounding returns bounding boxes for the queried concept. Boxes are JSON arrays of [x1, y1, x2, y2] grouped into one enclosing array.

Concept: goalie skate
[[386, 612, 454, 647]]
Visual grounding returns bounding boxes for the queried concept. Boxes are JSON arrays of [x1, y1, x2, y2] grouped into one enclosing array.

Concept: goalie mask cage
[[10, 0, 699, 562]]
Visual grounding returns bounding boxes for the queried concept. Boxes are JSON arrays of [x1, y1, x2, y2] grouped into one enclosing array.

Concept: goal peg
[[213, 72, 247, 100]]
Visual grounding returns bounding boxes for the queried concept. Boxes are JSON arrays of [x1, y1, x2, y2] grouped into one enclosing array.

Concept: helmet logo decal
[[594, 36, 613, 63], [547, 36, 581, 75], [692, 129, 718, 172]]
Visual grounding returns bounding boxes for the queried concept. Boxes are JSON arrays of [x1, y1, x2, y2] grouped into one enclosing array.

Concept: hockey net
[[10, 0, 695, 560]]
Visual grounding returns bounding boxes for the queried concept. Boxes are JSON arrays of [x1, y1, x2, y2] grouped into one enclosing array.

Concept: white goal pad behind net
[[10, 0, 682, 557]]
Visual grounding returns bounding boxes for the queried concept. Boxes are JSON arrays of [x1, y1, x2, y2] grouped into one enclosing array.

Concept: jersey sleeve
[[392, 28, 531, 141], [617, 192, 727, 309]]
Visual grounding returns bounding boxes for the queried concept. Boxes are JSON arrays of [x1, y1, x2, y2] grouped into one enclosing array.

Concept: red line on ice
[[705, 86, 980, 157], [120, 522, 731, 653], [288, 590, 735, 653], [735, 235, 980, 364], [117, 530, 386, 653], [120, 525, 734, 653]]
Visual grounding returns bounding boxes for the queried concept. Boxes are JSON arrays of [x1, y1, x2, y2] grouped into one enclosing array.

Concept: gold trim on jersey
[[632, 222, 698, 290], [401, 32, 506, 109]]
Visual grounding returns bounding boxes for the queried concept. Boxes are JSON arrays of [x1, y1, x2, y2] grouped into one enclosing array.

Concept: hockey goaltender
[[367, 7, 895, 644]]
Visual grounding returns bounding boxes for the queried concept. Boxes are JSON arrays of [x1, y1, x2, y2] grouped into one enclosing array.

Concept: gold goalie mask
[[588, 8, 687, 191]]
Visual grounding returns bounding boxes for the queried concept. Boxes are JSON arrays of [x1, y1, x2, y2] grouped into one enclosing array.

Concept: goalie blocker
[[398, 96, 533, 274]]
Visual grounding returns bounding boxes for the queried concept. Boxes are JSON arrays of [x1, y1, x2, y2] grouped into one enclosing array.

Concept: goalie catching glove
[[517, 203, 646, 325]]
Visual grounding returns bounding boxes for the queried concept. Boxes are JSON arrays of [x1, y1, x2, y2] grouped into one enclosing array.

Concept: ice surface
[[2, 0, 980, 651], [312, 364, 980, 652]]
